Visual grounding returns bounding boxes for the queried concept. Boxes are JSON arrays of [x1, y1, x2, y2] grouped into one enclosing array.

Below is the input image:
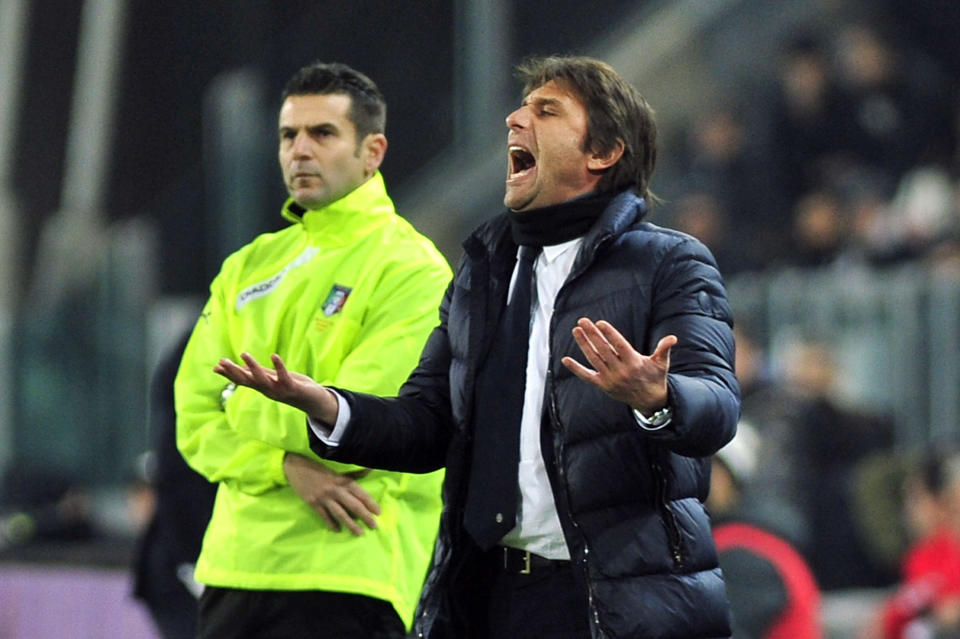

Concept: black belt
[[496, 546, 570, 575]]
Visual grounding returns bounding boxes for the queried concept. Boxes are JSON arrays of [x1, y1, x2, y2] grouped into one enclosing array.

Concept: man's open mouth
[[509, 146, 536, 177]]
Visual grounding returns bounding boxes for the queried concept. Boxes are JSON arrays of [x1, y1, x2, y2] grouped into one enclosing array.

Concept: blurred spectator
[[858, 447, 960, 639], [779, 334, 897, 590], [743, 17, 959, 275], [790, 158, 955, 269], [732, 322, 810, 549], [831, 22, 956, 192], [764, 31, 848, 205], [132, 329, 216, 639], [675, 101, 787, 268], [925, 176, 960, 275], [838, 168, 898, 266], [671, 191, 764, 277], [876, 165, 959, 264], [733, 322, 902, 589], [789, 187, 848, 268], [709, 421, 823, 639]]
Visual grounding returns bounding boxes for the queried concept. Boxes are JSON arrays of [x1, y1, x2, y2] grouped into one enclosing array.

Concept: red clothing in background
[[881, 527, 960, 638]]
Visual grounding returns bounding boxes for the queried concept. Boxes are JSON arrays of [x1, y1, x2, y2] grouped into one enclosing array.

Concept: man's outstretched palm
[[214, 352, 339, 423]]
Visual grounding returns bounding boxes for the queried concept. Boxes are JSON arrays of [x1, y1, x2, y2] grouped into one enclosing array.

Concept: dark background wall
[[10, 1, 645, 298]]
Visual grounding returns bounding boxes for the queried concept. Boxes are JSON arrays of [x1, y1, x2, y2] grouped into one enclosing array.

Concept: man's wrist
[[322, 387, 341, 423], [308, 391, 351, 446], [633, 405, 673, 431]]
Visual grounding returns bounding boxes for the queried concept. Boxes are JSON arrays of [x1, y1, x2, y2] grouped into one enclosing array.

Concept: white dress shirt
[[497, 238, 581, 558], [311, 236, 669, 560]]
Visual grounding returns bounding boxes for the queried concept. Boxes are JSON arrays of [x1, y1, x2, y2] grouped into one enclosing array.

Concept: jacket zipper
[[573, 227, 684, 567], [547, 372, 607, 637], [650, 455, 685, 567], [547, 244, 616, 637]]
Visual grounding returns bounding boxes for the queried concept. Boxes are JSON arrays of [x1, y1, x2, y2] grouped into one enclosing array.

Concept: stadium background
[[1, 1, 959, 636]]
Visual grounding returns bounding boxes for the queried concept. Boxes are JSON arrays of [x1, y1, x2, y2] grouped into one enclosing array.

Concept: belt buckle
[[503, 547, 532, 574]]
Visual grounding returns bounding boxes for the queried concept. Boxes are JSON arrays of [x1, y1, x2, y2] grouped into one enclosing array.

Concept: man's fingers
[[595, 320, 633, 356], [271, 353, 292, 385], [588, 320, 677, 369], [577, 319, 619, 357], [347, 483, 382, 519], [244, 353, 285, 390], [571, 326, 608, 371], [214, 358, 248, 383], [241, 352, 271, 380], [650, 335, 678, 366], [239, 352, 264, 381], [561, 355, 599, 385], [351, 503, 379, 532], [315, 508, 341, 533], [324, 500, 366, 536], [339, 481, 380, 531]]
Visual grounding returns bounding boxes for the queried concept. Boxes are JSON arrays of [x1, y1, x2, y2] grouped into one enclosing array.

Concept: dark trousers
[[480, 549, 591, 639], [132, 535, 198, 639], [196, 587, 406, 639]]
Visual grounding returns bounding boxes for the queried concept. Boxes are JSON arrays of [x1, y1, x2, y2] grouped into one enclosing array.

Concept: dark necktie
[[464, 244, 539, 549]]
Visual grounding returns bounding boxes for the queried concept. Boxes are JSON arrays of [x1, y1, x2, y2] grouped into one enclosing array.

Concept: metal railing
[[727, 263, 960, 447]]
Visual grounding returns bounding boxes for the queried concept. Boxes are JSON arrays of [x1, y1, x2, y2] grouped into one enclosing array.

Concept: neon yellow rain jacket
[[175, 172, 451, 628]]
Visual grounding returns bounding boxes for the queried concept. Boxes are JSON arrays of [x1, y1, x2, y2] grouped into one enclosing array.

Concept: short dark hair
[[281, 62, 386, 142], [514, 56, 658, 200]]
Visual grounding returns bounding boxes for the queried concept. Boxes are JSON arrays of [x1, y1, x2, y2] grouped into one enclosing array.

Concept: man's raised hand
[[561, 318, 676, 416], [214, 352, 340, 424]]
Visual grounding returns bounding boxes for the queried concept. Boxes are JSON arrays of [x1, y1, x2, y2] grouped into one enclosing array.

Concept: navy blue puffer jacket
[[312, 190, 740, 638]]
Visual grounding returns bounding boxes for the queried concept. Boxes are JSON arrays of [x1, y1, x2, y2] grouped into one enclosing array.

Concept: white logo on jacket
[[235, 246, 319, 310]]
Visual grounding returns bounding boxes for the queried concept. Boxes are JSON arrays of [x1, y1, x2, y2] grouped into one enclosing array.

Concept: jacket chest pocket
[[302, 314, 362, 378]]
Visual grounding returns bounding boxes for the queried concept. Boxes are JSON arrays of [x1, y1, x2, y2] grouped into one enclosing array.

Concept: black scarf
[[507, 191, 614, 246]]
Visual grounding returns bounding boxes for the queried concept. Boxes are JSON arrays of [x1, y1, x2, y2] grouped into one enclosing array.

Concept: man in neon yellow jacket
[[175, 61, 451, 639]]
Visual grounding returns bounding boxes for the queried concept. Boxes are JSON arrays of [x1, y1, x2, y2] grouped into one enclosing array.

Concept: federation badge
[[321, 284, 352, 317]]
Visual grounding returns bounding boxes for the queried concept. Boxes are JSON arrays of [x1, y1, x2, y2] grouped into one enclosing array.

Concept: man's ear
[[587, 138, 625, 171], [362, 133, 388, 176]]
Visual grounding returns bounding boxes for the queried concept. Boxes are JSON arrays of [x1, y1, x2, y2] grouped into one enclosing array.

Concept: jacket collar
[[463, 189, 647, 262], [574, 189, 647, 265], [280, 171, 395, 247]]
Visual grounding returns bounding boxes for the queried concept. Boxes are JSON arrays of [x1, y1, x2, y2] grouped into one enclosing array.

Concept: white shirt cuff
[[307, 391, 352, 446]]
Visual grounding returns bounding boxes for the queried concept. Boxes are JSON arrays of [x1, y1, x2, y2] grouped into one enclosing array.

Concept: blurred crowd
[[5, 11, 960, 639], [667, 13, 960, 639], [662, 19, 960, 279], [711, 310, 960, 637]]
